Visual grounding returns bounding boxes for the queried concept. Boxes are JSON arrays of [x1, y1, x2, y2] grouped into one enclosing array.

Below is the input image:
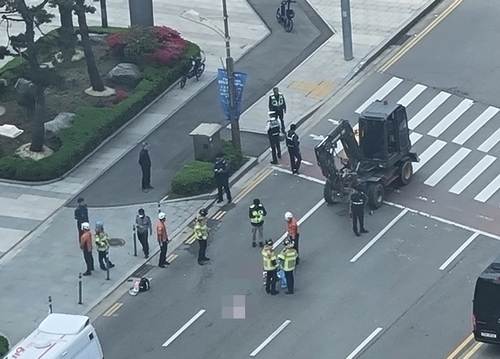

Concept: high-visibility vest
[[270, 93, 285, 108], [194, 220, 208, 240], [95, 232, 109, 252], [250, 204, 265, 224], [262, 249, 278, 271], [278, 249, 298, 271]]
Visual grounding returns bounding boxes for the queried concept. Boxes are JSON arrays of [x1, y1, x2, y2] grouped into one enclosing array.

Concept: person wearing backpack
[[266, 111, 282, 164]]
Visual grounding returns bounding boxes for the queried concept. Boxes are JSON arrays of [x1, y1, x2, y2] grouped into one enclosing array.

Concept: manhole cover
[[108, 238, 126, 247]]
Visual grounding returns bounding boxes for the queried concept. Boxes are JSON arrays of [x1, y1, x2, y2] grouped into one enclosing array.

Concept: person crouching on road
[[266, 112, 282, 164], [262, 239, 279, 295], [249, 198, 267, 248], [195, 208, 210, 265], [80, 222, 94, 276], [284, 211, 300, 264], [95, 221, 115, 271], [278, 239, 298, 294], [157, 212, 170, 268]]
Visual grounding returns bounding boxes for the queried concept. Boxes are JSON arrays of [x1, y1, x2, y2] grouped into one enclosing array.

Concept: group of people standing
[[267, 87, 302, 174]]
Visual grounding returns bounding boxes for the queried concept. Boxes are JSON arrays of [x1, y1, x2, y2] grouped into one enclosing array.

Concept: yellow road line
[[379, 0, 463, 73], [462, 342, 482, 359], [103, 302, 123, 317], [445, 333, 474, 359], [233, 168, 273, 204], [185, 235, 196, 245], [166, 253, 178, 262], [213, 211, 226, 220]]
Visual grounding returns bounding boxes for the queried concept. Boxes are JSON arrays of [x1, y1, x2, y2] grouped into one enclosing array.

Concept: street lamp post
[[221, 0, 241, 151]]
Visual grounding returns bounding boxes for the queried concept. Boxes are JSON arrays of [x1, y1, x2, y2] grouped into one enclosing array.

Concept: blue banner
[[217, 69, 248, 121]]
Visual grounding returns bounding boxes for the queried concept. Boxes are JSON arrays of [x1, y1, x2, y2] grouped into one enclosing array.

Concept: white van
[[3, 314, 104, 359]]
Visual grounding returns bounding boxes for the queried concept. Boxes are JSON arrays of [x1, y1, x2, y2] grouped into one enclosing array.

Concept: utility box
[[128, 0, 154, 27], [189, 123, 223, 162]]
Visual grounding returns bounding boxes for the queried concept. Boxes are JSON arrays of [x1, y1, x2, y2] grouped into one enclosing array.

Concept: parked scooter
[[180, 50, 206, 89], [276, 0, 296, 33]]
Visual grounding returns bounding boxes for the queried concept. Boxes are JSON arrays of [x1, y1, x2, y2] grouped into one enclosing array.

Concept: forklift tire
[[399, 159, 413, 186], [323, 180, 336, 205], [367, 182, 384, 209]]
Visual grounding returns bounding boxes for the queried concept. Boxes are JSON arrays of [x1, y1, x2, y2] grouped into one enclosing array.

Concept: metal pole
[[157, 201, 161, 213], [340, 0, 353, 61], [133, 225, 137, 257], [106, 253, 110, 281], [78, 273, 83, 305], [221, 0, 241, 151], [48, 296, 53, 314], [100, 0, 108, 28]]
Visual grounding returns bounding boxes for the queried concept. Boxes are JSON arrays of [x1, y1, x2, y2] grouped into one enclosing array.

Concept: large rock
[[106, 63, 142, 87], [15, 78, 34, 94], [44, 112, 76, 133]]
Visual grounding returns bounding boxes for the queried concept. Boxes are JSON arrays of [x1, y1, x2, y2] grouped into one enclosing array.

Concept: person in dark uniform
[[214, 154, 232, 204], [139, 142, 153, 193], [266, 112, 282, 164], [74, 197, 89, 241], [349, 187, 369, 237], [268, 87, 287, 133], [286, 124, 302, 174]]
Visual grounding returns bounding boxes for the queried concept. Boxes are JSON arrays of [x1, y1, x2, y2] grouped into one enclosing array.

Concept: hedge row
[[171, 140, 246, 197], [0, 335, 8, 357], [0, 28, 199, 181]]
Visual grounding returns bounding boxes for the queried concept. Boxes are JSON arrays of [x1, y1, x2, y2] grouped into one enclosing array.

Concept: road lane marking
[[249, 320, 291, 357], [462, 342, 483, 359], [345, 327, 383, 359], [162, 309, 206, 348], [166, 253, 178, 263], [355, 77, 403, 114], [445, 333, 474, 359], [272, 166, 326, 185], [350, 209, 409, 263], [413, 140, 447, 173], [474, 173, 500, 203], [233, 168, 273, 204], [103, 302, 123, 317], [185, 235, 196, 245], [212, 211, 226, 220], [449, 155, 496, 194], [428, 99, 474, 137], [378, 0, 465, 73], [424, 147, 471, 187], [439, 232, 479, 271], [397, 84, 427, 107], [409, 92, 451, 130], [453, 106, 499, 145], [409, 132, 423, 145], [273, 199, 325, 250], [478, 127, 500, 153]]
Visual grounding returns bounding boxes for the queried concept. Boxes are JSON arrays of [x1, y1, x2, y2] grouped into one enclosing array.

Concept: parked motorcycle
[[180, 50, 206, 89]]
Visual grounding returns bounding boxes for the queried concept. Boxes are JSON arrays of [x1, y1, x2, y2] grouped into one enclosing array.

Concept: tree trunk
[[30, 84, 46, 152], [59, 3, 76, 62], [75, 5, 105, 92]]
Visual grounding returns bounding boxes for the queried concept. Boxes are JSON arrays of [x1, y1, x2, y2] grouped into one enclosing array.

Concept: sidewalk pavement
[[238, 0, 440, 134], [0, 0, 442, 345]]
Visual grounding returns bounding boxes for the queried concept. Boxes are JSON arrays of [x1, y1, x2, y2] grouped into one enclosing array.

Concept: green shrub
[[0, 335, 9, 357], [0, 37, 200, 181], [170, 140, 247, 197]]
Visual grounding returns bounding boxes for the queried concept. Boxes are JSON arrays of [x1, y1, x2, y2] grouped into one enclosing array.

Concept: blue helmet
[[95, 221, 104, 229]]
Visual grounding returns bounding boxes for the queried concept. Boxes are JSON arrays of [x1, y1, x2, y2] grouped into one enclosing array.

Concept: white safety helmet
[[158, 212, 166, 220], [284, 212, 293, 221], [81, 222, 90, 230]]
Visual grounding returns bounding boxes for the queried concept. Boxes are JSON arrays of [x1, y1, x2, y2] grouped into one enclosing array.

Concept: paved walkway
[[0, 0, 442, 345]]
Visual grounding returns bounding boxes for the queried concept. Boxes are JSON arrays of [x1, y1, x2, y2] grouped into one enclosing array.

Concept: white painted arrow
[[309, 134, 325, 141]]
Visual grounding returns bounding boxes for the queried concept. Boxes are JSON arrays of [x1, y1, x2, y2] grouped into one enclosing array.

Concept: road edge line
[[249, 320, 291, 357]]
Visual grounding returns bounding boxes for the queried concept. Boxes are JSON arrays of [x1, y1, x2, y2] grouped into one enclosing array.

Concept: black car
[[473, 255, 500, 344]]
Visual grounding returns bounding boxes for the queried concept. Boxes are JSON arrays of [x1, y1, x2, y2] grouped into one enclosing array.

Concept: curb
[[338, 0, 444, 88]]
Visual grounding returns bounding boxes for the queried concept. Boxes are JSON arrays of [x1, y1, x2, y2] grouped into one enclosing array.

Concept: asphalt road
[[92, 171, 500, 358], [69, 0, 332, 208]]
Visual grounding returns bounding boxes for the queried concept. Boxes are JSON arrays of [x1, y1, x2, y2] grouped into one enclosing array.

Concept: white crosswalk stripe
[[349, 76, 500, 204]]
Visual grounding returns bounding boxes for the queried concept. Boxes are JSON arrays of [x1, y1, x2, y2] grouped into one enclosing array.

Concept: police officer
[[268, 87, 287, 133], [214, 153, 232, 204], [94, 221, 115, 271], [278, 239, 298, 294], [249, 198, 267, 248], [262, 239, 279, 295], [194, 209, 210, 265], [350, 187, 369, 237], [266, 112, 282, 164], [286, 124, 302, 174]]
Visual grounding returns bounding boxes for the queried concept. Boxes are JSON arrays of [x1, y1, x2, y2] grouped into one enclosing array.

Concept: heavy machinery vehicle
[[314, 100, 419, 209]]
